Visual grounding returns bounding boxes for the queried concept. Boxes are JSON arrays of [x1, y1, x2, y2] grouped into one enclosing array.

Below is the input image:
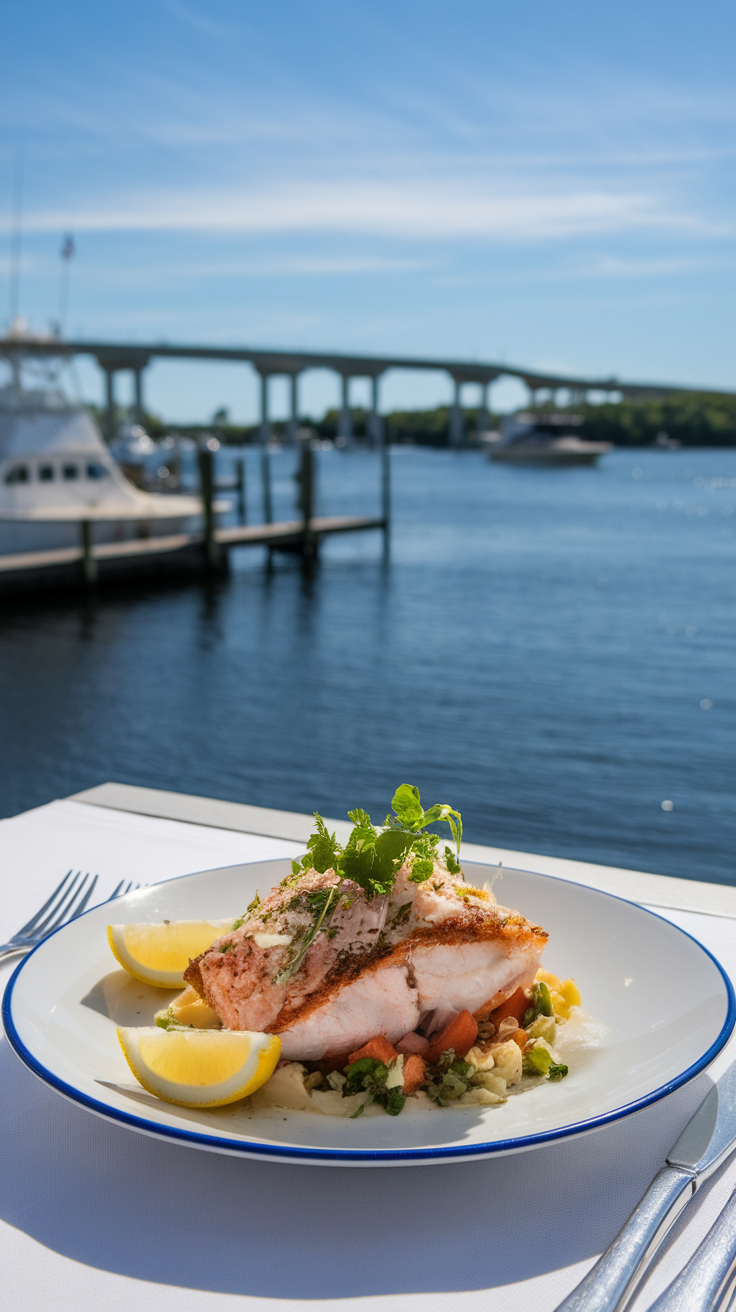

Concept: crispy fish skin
[[185, 863, 548, 1061]]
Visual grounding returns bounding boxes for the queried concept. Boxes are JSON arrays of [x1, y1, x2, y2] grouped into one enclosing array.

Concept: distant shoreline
[[89, 395, 736, 450]]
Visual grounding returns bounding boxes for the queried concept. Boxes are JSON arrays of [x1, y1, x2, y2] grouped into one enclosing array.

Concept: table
[[2, 783, 736, 1312]]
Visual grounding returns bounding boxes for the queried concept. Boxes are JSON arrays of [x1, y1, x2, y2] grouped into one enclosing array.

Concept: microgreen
[[387, 784, 463, 860], [290, 785, 464, 904]]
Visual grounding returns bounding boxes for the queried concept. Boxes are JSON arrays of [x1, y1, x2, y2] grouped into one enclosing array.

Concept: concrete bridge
[[0, 334, 728, 445]]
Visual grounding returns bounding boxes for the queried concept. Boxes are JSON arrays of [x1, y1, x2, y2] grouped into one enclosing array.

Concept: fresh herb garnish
[[342, 1056, 406, 1117], [425, 1050, 475, 1106], [290, 785, 463, 902], [444, 846, 462, 875], [274, 882, 341, 986], [387, 784, 462, 859]]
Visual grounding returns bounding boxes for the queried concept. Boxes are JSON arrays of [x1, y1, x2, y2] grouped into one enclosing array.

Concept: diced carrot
[[473, 991, 506, 1021], [396, 1032, 429, 1056], [425, 1010, 479, 1065], [490, 987, 530, 1027], [402, 1053, 426, 1093], [512, 1028, 528, 1050], [348, 1036, 399, 1066]]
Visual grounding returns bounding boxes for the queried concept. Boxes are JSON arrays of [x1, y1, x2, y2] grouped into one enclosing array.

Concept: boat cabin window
[[86, 462, 109, 480], [62, 463, 79, 480], [4, 465, 29, 485], [39, 464, 55, 481]]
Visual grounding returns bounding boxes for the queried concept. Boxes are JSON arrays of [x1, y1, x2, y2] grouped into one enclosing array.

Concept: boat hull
[[490, 440, 611, 466], [490, 448, 608, 465], [0, 513, 200, 557]]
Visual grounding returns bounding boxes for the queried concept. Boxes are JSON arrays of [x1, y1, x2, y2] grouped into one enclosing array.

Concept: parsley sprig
[[289, 785, 463, 900]]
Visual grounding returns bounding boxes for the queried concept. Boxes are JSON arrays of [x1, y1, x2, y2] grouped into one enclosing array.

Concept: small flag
[[60, 234, 75, 260]]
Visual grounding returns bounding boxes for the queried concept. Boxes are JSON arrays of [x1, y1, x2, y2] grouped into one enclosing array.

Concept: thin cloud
[[16, 179, 726, 242]]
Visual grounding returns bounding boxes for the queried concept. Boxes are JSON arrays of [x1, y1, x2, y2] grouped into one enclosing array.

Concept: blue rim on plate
[[3, 869, 735, 1165]]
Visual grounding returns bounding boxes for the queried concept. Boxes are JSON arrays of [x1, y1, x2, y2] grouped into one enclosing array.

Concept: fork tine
[[33, 871, 85, 935], [67, 874, 99, 923], [16, 870, 75, 936], [36, 872, 87, 934], [43, 874, 96, 934], [105, 880, 125, 902]]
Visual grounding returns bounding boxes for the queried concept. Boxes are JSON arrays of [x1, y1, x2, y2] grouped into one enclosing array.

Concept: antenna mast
[[7, 142, 24, 328], [58, 233, 75, 336]]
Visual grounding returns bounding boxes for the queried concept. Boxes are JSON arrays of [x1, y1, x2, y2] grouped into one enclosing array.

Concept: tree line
[[95, 391, 736, 447]]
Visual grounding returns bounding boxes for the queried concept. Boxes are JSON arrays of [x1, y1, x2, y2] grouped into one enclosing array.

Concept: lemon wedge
[[107, 920, 233, 988], [117, 1027, 281, 1107], [156, 985, 221, 1029]]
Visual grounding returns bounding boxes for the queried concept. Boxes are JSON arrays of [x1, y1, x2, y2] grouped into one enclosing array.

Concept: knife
[[555, 1059, 736, 1312], [647, 1183, 736, 1311]]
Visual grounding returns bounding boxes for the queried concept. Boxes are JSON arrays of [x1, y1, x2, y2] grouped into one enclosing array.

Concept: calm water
[[0, 446, 734, 885]]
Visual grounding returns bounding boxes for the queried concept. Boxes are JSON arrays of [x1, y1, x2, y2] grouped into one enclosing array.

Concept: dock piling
[[197, 444, 220, 570], [236, 454, 247, 524], [258, 372, 273, 524], [80, 520, 97, 586], [261, 448, 273, 524], [300, 437, 316, 558]]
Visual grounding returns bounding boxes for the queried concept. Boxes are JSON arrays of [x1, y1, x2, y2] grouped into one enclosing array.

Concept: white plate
[[3, 859, 734, 1167]]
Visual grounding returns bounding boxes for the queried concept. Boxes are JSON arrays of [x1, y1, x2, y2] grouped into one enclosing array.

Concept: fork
[[0, 871, 139, 962]]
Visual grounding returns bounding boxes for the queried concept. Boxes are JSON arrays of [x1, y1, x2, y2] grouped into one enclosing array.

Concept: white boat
[[489, 412, 612, 465], [108, 423, 158, 463], [0, 378, 215, 557]]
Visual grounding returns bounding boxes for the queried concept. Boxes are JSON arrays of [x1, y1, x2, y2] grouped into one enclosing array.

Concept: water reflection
[[0, 448, 734, 884]]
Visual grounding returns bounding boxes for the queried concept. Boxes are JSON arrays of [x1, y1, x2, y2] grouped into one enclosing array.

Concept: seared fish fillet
[[185, 863, 548, 1060]]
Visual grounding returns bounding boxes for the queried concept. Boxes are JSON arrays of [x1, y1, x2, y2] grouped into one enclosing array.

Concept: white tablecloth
[[2, 798, 736, 1312]]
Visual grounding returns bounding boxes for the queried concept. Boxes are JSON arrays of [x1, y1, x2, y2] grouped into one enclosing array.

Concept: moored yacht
[[0, 376, 216, 557], [489, 412, 612, 465]]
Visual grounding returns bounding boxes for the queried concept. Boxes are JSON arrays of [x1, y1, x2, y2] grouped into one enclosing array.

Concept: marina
[[0, 355, 390, 592]]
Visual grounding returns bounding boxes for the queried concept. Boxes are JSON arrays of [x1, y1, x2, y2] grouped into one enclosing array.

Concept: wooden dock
[[0, 513, 386, 595]]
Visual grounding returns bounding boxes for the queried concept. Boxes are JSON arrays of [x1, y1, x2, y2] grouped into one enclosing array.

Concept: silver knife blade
[[667, 1061, 736, 1178], [555, 1059, 736, 1312]]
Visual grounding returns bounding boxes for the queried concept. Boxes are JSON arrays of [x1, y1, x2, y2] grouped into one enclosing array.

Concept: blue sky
[[1, 0, 735, 422]]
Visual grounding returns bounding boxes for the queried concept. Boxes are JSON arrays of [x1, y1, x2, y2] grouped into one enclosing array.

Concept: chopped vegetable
[[349, 1035, 399, 1066], [523, 1040, 568, 1082], [425, 1010, 479, 1065], [523, 1043, 553, 1077], [425, 1054, 475, 1106], [527, 1015, 556, 1045], [402, 1053, 426, 1093], [490, 987, 530, 1027], [523, 981, 554, 1028], [342, 1055, 407, 1117]]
